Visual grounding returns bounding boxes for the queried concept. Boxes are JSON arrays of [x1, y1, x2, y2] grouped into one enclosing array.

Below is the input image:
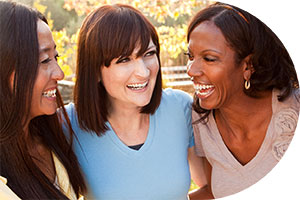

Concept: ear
[[242, 54, 254, 81]]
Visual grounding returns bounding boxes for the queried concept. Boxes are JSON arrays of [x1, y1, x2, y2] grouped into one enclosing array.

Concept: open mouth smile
[[194, 84, 215, 98], [127, 81, 148, 90], [42, 88, 56, 98]]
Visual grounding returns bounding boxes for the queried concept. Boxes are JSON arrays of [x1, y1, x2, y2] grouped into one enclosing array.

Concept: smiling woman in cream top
[[186, 2, 299, 199]]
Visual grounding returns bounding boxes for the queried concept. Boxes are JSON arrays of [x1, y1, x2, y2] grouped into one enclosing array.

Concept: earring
[[245, 80, 250, 90]]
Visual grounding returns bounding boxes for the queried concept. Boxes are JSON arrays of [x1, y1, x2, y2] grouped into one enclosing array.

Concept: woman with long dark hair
[[0, 1, 86, 199]]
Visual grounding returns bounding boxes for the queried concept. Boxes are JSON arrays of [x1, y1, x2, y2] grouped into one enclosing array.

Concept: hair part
[[188, 2, 298, 123], [75, 4, 162, 136]]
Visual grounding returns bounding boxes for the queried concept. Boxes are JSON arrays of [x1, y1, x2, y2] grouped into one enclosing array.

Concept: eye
[[144, 50, 156, 57], [204, 56, 216, 62], [116, 57, 130, 64], [184, 52, 194, 61], [41, 58, 51, 64]]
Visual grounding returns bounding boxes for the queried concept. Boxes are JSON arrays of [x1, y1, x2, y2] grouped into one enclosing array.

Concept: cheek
[[146, 57, 159, 76], [101, 67, 129, 89]]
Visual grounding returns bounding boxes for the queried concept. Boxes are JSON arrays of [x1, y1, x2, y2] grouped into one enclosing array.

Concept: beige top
[[0, 176, 21, 200], [0, 153, 83, 200], [52, 152, 84, 200], [192, 89, 299, 198]]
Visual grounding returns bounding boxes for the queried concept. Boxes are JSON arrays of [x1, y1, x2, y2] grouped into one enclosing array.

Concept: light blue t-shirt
[[65, 88, 194, 200]]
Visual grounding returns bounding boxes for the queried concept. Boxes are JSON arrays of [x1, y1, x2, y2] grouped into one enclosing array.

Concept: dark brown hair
[[188, 2, 299, 122], [74, 4, 162, 136], [0, 1, 86, 199]]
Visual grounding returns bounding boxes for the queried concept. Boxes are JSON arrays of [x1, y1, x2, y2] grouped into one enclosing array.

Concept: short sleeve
[[192, 110, 205, 157]]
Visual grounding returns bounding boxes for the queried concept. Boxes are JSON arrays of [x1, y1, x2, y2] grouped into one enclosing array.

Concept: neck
[[109, 110, 148, 131], [108, 105, 150, 146], [215, 90, 272, 138]]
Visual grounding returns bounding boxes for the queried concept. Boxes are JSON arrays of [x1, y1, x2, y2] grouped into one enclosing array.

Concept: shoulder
[[64, 103, 76, 120], [275, 88, 300, 109], [162, 88, 193, 106], [271, 89, 299, 160], [64, 102, 75, 114], [192, 109, 200, 122], [292, 88, 300, 106], [273, 89, 299, 126]]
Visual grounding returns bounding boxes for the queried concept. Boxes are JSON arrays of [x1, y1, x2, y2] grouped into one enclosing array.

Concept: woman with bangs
[[65, 4, 206, 200]]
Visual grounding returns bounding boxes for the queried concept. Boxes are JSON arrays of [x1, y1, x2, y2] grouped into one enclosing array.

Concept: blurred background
[[14, 0, 211, 190], [15, 0, 212, 101]]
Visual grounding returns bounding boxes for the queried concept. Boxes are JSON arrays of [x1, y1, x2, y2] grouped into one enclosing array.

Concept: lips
[[127, 81, 148, 90], [194, 83, 215, 98]]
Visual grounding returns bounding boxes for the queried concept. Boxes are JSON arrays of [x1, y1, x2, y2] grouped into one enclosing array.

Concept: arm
[[188, 147, 207, 187], [188, 149, 214, 199]]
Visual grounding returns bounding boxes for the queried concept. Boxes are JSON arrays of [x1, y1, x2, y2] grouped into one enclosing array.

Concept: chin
[[44, 107, 58, 116], [136, 99, 151, 107], [199, 101, 214, 111]]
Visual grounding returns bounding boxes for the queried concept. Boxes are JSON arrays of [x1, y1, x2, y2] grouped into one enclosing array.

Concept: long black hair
[[0, 1, 86, 199]]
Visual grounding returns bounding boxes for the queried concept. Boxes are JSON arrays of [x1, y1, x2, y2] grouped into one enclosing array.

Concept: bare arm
[[188, 148, 214, 199]]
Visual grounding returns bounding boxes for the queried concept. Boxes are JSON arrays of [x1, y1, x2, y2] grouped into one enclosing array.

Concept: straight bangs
[[100, 6, 153, 67], [75, 4, 162, 135]]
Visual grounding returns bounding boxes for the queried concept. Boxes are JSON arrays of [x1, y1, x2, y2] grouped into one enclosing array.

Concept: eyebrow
[[147, 45, 156, 50], [203, 49, 221, 54], [39, 44, 56, 53], [187, 47, 221, 55]]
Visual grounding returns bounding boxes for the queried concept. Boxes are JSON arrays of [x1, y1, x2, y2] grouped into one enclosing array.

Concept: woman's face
[[29, 19, 64, 119], [100, 39, 159, 111], [187, 21, 245, 110]]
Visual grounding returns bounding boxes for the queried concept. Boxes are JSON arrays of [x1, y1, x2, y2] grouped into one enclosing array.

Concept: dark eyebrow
[[202, 49, 222, 54], [187, 47, 221, 55]]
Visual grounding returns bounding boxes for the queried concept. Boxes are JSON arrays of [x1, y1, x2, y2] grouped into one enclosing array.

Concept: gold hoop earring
[[245, 80, 250, 90]]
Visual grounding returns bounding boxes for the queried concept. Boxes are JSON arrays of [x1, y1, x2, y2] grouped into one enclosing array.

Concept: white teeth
[[127, 81, 148, 90], [194, 84, 214, 90], [196, 90, 211, 96], [42, 89, 56, 98]]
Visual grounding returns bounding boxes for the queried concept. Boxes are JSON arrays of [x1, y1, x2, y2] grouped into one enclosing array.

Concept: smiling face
[[29, 19, 64, 119], [187, 21, 245, 110], [100, 40, 159, 111]]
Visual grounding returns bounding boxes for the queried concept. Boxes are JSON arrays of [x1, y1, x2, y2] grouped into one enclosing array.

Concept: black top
[[128, 143, 144, 150]]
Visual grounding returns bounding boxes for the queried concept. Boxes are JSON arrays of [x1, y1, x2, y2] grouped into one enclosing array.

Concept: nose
[[134, 58, 150, 78], [52, 63, 64, 81], [187, 59, 203, 78]]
